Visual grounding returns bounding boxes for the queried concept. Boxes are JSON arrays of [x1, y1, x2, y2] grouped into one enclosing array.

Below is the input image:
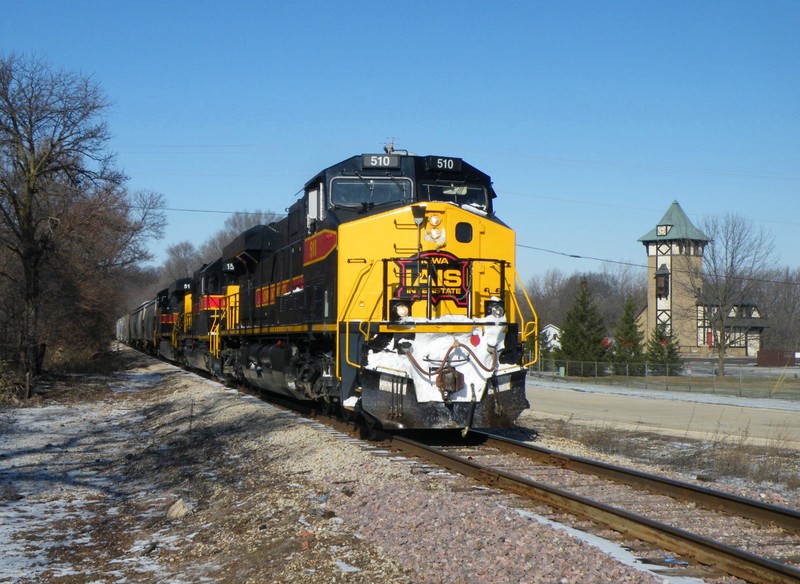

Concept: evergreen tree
[[645, 324, 683, 376], [557, 277, 607, 374], [537, 329, 554, 372], [611, 297, 645, 374]]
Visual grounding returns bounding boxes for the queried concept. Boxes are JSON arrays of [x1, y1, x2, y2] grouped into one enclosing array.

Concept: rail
[[477, 432, 800, 532], [390, 434, 800, 584]]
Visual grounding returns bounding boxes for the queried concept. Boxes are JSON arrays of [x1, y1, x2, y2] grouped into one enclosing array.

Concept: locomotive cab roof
[[192, 258, 225, 295], [168, 277, 191, 297], [222, 224, 270, 260], [305, 153, 498, 216]]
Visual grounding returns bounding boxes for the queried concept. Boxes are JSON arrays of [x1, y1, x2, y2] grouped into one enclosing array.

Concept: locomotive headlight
[[393, 302, 410, 319], [487, 302, 505, 318], [425, 213, 445, 245]]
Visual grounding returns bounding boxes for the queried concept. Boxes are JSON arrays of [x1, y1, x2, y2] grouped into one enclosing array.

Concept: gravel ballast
[[1, 348, 719, 582]]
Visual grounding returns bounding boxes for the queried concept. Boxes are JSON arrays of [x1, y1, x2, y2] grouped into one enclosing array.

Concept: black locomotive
[[118, 150, 538, 432]]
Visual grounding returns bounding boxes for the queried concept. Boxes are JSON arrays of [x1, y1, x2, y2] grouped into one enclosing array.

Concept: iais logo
[[394, 251, 469, 306]]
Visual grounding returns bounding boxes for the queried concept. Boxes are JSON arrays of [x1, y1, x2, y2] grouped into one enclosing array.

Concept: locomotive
[[118, 150, 538, 432]]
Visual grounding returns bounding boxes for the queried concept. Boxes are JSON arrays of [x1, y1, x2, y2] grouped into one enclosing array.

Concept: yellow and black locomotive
[[119, 151, 537, 431]]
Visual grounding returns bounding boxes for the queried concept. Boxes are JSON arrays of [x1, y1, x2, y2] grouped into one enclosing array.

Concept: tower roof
[[638, 200, 709, 243]]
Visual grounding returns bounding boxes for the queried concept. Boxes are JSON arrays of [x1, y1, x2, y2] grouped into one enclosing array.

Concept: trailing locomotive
[[118, 150, 538, 432]]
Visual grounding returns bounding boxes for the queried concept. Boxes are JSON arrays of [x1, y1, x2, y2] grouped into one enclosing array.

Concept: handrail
[[224, 286, 240, 331], [510, 267, 539, 367], [339, 261, 379, 377], [340, 260, 377, 323], [210, 313, 220, 358], [339, 257, 539, 374], [171, 314, 182, 350]]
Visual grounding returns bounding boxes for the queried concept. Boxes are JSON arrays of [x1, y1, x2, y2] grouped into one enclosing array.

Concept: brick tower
[[638, 201, 709, 355]]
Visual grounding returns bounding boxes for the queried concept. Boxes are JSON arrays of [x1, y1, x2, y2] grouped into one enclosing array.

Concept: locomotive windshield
[[331, 177, 413, 208], [422, 183, 489, 212]]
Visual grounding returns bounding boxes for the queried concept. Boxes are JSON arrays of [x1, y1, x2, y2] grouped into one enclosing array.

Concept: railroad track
[[384, 431, 800, 584], [176, 363, 800, 583]]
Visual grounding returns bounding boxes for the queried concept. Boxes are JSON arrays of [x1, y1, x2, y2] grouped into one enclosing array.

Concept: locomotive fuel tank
[[240, 342, 305, 399]]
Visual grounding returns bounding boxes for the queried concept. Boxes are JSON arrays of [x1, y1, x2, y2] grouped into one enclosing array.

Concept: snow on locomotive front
[[328, 153, 538, 430]]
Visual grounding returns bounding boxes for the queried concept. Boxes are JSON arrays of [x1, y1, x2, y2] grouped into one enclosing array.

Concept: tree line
[[526, 214, 800, 375], [0, 54, 165, 398], [117, 209, 281, 314], [532, 275, 681, 375], [0, 54, 278, 401]]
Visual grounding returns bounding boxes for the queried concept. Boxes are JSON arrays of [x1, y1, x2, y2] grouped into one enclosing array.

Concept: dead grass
[[44, 344, 128, 374], [0, 364, 25, 406], [538, 416, 800, 494], [663, 424, 800, 491], [0, 345, 136, 408]]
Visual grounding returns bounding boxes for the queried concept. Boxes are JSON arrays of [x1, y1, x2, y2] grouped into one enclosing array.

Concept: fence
[[529, 357, 800, 401]]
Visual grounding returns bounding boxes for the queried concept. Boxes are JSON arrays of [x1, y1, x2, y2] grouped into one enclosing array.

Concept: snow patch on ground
[[513, 507, 704, 584], [0, 375, 168, 582]]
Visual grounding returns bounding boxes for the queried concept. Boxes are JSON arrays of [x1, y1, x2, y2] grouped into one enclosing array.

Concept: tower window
[[655, 264, 670, 298]]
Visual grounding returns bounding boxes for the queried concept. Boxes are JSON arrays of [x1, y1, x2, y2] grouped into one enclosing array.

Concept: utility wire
[[518, 242, 800, 287], [137, 207, 800, 288], [157, 207, 287, 216]]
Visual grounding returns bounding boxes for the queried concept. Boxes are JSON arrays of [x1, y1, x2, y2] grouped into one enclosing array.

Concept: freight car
[[118, 150, 538, 432]]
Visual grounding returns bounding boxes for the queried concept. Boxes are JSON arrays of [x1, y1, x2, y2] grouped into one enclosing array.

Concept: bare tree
[[0, 54, 126, 379], [526, 269, 570, 327], [162, 241, 202, 282], [757, 267, 800, 351], [138, 210, 282, 301], [41, 185, 165, 364], [682, 213, 775, 376], [594, 263, 647, 331], [0, 54, 165, 386], [526, 265, 646, 333]]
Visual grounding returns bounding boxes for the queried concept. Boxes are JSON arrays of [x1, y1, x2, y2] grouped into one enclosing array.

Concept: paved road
[[524, 380, 800, 449]]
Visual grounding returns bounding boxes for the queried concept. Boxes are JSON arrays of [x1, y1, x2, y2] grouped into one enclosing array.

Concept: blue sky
[[2, 1, 799, 281]]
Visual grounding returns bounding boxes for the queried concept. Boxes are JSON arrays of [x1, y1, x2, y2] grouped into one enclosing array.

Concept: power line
[[498, 189, 800, 229], [471, 149, 800, 181], [517, 242, 800, 287], [156, 206, 287, 216], [516, 243, 644, 269], [135, 205, 800, 287]]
